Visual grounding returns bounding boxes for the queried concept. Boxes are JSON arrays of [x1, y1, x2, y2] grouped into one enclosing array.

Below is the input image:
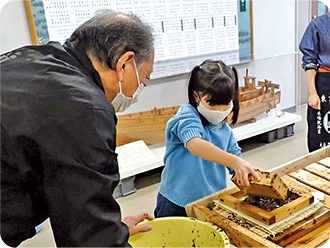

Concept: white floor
[[16, 105, 310, 248]]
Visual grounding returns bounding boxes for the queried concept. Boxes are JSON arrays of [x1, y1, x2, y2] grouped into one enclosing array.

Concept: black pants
[[154, 193, 187, 218], [307, 72, 330, 152]]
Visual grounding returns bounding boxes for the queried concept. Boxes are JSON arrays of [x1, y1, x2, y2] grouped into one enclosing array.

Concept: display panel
[[26, 0, 253, 79]]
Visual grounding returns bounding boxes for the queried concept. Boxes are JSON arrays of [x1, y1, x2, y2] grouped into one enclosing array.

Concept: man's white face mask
[[111, 59, 145, 112], [197, 100, 233, 125]]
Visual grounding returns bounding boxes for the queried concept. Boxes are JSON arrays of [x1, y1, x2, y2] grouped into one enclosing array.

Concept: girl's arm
[[186, 137, 260, 186]]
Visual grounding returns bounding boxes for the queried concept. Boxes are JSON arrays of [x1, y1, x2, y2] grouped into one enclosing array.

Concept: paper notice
[[116, 140, 156, 169]]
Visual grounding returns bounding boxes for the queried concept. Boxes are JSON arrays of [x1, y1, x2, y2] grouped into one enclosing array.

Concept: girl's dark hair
[[188, 60, 239, 125], [66, 9, 154, 69]]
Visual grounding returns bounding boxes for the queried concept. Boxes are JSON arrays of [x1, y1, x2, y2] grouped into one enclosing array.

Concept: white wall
[[1, 0, 307, 114], [244, 0, 297, 111], [297, 0, 312, 105], [0, 0, 31, 54]]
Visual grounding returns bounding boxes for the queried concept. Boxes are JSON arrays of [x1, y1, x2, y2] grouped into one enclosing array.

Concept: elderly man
[[1, 9, 154, 247]]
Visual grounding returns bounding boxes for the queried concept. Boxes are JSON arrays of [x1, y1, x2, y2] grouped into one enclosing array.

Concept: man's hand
[[308, 92, 321, 110], [122, 212, 154, 236], [306, 69, 320, 110]]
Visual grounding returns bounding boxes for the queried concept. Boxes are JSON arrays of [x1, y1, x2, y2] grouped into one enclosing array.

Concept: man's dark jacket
[[0, 41, 130, 247]]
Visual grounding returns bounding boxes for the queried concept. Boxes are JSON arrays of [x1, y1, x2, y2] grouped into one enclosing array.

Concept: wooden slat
[[191, 204, 280, 247], [319, 157, 330, 168], [270, 146, 330, 176], [269, 207, 330, 246], [286, 221, 330, 247], [289, 169, 330, 195], [281, 175, 330, 208], [304, 163, 330, 181]]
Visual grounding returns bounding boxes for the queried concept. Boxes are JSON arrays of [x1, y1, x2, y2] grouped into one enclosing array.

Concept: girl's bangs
[[205, 77, 234, 105]]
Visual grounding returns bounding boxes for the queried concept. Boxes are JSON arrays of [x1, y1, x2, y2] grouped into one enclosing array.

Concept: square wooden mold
[[217, 187, 314, 225], [231, 171, 289, 200]]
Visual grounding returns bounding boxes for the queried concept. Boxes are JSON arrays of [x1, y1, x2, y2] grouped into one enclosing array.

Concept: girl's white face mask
[[111, 59, 145, 112], [197, 100, 233, 125]]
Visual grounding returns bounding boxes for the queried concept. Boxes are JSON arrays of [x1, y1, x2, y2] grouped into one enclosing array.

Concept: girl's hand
[[122, 212, 154, 236], [233, 158, 260, 187]]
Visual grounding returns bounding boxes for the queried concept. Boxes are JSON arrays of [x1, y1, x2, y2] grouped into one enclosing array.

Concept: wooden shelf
[[233, 109, 301, 141]]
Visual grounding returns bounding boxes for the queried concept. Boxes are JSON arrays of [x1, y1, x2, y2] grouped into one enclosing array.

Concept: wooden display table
[[186, 146, 330, 247]]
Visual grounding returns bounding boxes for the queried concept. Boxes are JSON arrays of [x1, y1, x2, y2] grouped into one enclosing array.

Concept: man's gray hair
[[67, 9, 154, 69]]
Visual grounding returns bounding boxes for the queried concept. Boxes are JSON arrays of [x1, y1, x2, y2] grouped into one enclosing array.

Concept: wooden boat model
[[116, 70, 281, 146], [116, 106, 180, 146], [230, 70, 281, 124]]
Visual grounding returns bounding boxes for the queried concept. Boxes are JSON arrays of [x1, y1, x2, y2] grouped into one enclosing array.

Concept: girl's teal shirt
[[158, 104, 241, 207]]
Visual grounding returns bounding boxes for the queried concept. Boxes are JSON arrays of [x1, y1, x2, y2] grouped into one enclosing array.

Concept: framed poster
[[25, 0, 253, 79]]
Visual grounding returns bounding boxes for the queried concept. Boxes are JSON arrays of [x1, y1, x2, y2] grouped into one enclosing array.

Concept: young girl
[[154, 60, 260, 217]]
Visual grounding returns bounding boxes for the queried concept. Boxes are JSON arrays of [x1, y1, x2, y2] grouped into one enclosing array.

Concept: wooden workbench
[[186, 145, 330, 247]]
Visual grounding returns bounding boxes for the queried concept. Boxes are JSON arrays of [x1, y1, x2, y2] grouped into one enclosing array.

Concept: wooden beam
[[270, 146, 330, 176]]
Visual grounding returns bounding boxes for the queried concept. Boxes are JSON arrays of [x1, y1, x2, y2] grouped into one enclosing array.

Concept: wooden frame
[[249, 0, 254, 61], [231, 170, 289, 200], [24, 0, 38, 45], [311, 0, 329, 19], [217, 188, 314, 225], [186, 145, 330, 247]]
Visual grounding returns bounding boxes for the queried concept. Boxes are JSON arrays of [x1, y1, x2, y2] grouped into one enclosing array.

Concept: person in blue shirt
[[299, 12, 330, 152], [154, 60, 260, 217]]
